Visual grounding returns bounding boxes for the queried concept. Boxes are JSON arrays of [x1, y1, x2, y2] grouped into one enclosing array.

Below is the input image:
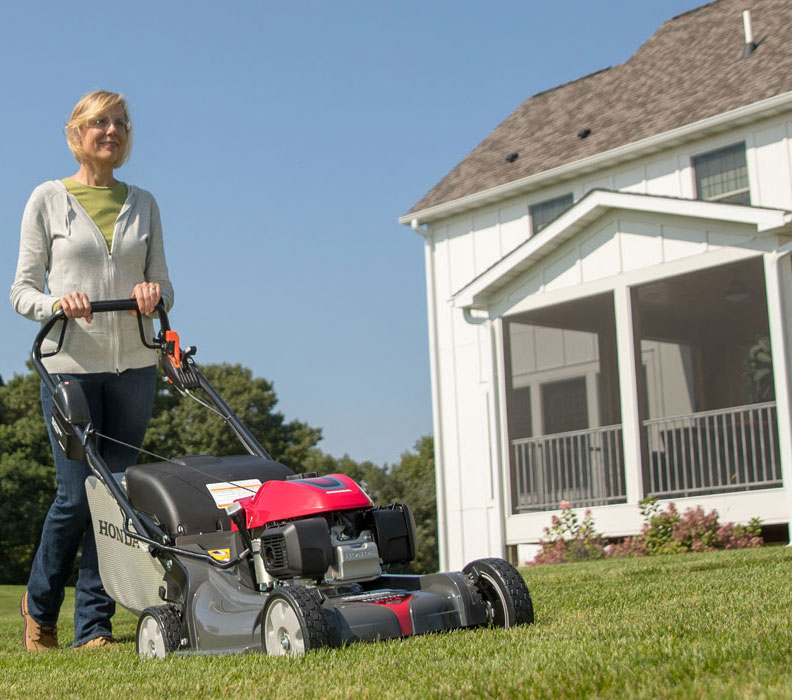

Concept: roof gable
[[452, 189, 792, 310], [406, 0, 792, 219]]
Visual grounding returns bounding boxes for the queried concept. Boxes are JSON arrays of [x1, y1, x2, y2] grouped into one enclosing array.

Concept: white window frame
[[529, 192, 574, 234], [692, 142, 750, 205]]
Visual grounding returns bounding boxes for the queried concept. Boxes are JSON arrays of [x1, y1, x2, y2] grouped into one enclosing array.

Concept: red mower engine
[[235, 474, 417, 585]]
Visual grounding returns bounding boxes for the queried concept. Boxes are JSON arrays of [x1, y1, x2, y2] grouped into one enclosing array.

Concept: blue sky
[[0, 0, 706, 465]]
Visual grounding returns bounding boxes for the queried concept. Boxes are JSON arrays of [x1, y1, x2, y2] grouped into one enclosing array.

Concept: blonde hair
[[65, 90, 133, 167]]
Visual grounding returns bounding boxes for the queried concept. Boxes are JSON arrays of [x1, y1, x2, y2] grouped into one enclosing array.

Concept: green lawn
[[1, 547, 791, 699]]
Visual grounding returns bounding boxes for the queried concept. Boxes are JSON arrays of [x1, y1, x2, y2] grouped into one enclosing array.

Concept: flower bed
[[532, 497, 762, 565]]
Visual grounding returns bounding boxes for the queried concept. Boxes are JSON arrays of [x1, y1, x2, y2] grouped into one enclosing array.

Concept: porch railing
[[644, 402, 781, 499], [512, 425, 626, 512]]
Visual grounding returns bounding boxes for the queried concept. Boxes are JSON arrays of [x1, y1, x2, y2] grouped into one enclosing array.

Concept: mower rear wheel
[[136, 605, 182, 659], [262, 586, 329, 656], [463, 557, 534, 628]]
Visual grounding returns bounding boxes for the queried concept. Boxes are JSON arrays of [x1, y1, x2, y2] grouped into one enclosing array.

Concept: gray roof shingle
[[406, 0, 792, 217]]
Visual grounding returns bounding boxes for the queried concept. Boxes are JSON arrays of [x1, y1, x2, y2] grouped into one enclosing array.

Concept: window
[[693, 142, 750, 205], [529, 193, 574, 234], [507, 386, 532, 440], [542, 376, 588, 435]]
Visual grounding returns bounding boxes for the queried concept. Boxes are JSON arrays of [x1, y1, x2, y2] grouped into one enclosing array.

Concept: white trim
[[613, 284, 643, 505], [505, 489, 790, 544], [451, 190, 792, 310], [400, 91, 792, 226], [763, 250, 792, 542], [423, 236, 449, 571], [492, 244, 767, 320], [493, 319, 511, 552]]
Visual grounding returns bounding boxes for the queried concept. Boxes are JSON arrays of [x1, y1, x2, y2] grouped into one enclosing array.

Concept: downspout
[[412, 218, 450, 570], [460, 300, 509, 562], [463, 307, 489, 325]]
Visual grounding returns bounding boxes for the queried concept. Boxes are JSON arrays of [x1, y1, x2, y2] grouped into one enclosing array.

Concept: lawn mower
[[31, 299, 534, 658]]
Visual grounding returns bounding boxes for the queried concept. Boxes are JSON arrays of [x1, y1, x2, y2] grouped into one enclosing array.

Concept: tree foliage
[[0, 362, 439, 583], [0, 366, 55, 583]]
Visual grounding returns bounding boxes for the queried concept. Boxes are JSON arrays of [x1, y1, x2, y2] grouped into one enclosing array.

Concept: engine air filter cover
[[260, 517, 332, 577]]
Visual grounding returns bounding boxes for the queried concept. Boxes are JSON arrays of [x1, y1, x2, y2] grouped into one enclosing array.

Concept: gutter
[[400, 90, 792, 227]]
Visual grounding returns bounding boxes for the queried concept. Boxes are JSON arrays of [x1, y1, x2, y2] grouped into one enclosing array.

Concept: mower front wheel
[[463, 557, 534, 628], [136, 605, 183, 658], [262, 585, 330, 656]]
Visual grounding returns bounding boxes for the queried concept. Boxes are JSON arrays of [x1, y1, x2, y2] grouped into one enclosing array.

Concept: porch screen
[[504, 293, 625, 512], [635, 258, 781, 498]]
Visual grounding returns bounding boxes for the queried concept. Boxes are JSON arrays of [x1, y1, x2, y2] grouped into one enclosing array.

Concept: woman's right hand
[[58, 291, 93, 323]]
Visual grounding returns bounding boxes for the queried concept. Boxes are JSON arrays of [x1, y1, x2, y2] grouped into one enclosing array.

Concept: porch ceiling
[[451, 190, 792, 310]]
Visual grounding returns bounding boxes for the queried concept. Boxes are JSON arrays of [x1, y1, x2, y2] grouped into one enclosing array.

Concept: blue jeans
[[26, 365, 157, 646]]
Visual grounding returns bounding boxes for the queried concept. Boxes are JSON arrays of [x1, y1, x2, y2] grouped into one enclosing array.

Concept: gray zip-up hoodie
[[10, 180, 174, 374]]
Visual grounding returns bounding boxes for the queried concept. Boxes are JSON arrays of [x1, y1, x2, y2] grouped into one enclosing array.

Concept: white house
[[401, 0, 792, 570]]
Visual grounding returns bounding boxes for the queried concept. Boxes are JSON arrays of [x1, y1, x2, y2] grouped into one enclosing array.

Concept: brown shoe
[[74, 635, 117, 649], [21, 592, 58, 651]]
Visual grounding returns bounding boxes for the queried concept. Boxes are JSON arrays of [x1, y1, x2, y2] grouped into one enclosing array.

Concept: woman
[[10, 90, 174, 650]]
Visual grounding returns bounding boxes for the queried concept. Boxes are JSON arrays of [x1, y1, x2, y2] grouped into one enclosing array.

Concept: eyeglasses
[[85, 115, 130, 132]]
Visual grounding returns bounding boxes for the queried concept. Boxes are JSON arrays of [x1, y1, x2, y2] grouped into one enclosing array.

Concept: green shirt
[[62, 177, 128, 251]]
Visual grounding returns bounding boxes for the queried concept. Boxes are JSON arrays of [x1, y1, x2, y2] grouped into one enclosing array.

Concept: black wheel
[[463, 557, 534, 628], [262, 585, 330, 656], [136, 605, 183, 658]]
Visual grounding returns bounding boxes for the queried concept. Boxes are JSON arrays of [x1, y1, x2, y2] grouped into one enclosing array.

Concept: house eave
[[400, 91, 792, 228], [451, 190, 792, 311]]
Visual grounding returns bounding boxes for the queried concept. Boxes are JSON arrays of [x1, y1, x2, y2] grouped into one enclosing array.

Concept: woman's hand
[[130, 282, 161, 316], [58, 292, 93, 323]]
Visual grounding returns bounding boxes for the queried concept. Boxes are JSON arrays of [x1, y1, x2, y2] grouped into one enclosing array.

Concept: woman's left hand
[[130, 282, 161, 316]]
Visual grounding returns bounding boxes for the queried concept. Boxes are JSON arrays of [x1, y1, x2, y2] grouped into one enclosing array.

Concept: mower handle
[[30, 297, 272, 461], [31, 298, 170, 396], [26, 297, 276, 574]]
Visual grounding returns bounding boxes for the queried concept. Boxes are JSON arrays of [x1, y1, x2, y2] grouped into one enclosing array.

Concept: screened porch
[[504, 258, 781, 513]]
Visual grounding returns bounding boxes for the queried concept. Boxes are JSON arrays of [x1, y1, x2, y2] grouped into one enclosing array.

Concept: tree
[[0, 367, 55, 583]]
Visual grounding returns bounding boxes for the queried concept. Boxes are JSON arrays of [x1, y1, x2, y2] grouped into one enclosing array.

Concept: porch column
[[490, 318, 508, 557], [613, 284, 643, 504], [763, 251, 792, 542]]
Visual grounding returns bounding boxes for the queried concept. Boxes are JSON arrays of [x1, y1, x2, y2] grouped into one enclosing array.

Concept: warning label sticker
[[209, 548, 231, 562], [205, 480, 262, 508]]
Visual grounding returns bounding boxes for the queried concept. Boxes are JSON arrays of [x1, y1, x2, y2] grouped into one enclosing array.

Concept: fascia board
[[401, 91, 792, 228], [451, 190, 792, 310]]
